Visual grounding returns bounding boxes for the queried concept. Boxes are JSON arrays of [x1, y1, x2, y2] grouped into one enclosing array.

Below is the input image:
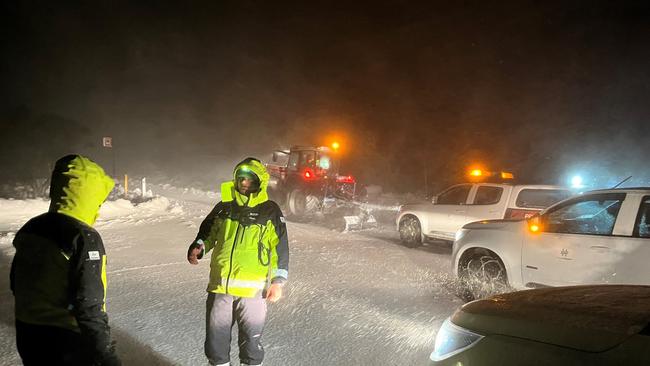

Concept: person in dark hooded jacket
[[10, 154, 121, 365]]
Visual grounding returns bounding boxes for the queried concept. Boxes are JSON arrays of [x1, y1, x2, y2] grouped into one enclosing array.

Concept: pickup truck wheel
[[399, 215, 423, 248], [460, 253, 508, 301]]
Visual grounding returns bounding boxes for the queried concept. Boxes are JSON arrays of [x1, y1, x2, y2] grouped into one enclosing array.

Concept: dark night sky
[[2, 1, 650, 192]]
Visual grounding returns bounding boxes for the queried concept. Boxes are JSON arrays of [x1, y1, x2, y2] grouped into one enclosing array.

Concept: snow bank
[[0, 198, 49, 233], [156, 183, 220, 201], [99, 197, 182, 220], [0, 195, 184, 236]]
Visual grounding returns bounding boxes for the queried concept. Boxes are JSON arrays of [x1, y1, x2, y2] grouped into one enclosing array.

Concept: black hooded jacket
[[10, 155, 119, 364]]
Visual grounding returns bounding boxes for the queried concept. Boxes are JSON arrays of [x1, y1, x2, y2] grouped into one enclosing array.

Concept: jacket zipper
[[225, 223, 245, 293], [226, 197, 250, 293]]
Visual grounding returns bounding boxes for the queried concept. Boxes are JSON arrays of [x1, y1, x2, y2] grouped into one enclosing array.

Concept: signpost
[[102, 136, 115, 177]]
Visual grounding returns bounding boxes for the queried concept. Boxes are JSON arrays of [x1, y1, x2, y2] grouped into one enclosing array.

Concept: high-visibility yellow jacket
[[194, 159, 289, 298]]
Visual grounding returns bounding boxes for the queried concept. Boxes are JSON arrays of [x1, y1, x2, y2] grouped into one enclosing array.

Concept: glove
[[187, 241, 204, 265], [265, 283, 283, 303]]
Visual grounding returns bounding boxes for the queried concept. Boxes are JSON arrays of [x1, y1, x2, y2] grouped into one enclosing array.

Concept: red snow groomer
[[265, 144, 375, 230]]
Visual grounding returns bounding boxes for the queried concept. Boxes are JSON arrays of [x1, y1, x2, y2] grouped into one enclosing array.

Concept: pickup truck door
[[521, 193, 626, 287], [427, 184, 472, 240], [605, 194, 650, 285], [465, 184, 510, 223]]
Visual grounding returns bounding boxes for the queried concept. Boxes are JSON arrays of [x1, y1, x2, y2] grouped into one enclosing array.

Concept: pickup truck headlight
[[430, 318, 484, 362]]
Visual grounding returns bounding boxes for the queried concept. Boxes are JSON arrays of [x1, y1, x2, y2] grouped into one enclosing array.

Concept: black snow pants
[[15, 319, 85, 365], [205, 293, 267, 366]]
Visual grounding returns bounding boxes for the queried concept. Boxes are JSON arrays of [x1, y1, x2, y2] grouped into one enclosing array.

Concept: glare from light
[[571, 175, 583, 188], [470, 169, 482, 177], [319, 156, 331, 169]]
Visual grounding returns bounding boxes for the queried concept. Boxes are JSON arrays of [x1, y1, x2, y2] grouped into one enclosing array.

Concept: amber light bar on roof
[[467, 168, 515, 180]]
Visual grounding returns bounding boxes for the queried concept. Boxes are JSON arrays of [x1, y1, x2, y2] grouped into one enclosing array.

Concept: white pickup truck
[[453, 187, 650, 300], [396, 183, 572, 247]]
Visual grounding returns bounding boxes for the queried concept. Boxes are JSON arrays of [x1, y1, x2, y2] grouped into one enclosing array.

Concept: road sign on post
[[102, 136, 115, 177]]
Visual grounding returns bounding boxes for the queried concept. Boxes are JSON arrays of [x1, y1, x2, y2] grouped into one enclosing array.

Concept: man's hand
[[187, 242, 204, 265], [265, 283, 283, 302]]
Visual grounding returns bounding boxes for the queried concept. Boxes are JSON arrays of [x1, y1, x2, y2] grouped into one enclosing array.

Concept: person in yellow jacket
[[10, 154, 121, 365], [187, 157, 289, 366]]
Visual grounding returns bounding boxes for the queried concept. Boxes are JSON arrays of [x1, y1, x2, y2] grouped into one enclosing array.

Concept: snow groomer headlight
[[430, 318, 484, 362]]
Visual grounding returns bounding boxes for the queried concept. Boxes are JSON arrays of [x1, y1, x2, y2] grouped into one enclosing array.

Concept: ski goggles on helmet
[[235, 165, 261, 192]]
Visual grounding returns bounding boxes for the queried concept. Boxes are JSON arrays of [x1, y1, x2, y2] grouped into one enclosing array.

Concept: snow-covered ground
[[0, 185, 462, 365]]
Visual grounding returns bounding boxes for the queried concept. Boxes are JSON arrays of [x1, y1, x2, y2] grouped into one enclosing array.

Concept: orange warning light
[[470, 169, 483, 177]]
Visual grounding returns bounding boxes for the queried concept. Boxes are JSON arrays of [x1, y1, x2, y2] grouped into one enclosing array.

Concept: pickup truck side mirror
[[431, 196, 438, 204]]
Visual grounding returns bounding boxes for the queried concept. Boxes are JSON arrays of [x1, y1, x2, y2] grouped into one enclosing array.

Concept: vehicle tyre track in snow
[[261, 222, 462, 365]]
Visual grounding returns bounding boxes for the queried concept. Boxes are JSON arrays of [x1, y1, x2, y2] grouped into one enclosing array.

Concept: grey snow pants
[[205, 292, 267, 366]]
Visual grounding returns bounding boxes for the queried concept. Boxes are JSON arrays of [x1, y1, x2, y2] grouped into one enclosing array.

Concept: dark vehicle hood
[[452, 285, 650, 352]]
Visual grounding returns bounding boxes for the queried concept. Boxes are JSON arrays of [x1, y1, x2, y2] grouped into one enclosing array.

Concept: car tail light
[[504, 208, 538, 220], [336, 175, 356, 184]]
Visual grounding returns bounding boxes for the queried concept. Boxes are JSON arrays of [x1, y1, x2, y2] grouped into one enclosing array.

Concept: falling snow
[[0, 185, 464, 365]]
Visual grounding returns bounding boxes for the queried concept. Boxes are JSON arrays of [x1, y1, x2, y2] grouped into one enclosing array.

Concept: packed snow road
[[0, 186, 463, 365]]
